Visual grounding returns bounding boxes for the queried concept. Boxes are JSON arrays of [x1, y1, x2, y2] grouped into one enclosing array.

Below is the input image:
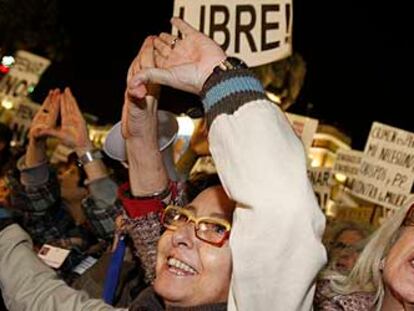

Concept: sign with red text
[[0, 50, 50, 101], [286, 112, 318, 151], [173, 0, 292, 67], [353, 122, 414, 210]]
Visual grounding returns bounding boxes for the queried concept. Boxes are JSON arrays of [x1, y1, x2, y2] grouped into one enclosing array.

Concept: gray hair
[[324, 201, 413, 310]]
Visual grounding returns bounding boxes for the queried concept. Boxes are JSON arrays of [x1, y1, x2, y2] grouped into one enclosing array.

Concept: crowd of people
[[0, 17, 413, 311]]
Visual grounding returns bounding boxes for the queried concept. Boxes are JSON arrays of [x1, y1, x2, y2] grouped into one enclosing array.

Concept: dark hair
[[53, 153, 87, 187], [185, 173, 221, 202]]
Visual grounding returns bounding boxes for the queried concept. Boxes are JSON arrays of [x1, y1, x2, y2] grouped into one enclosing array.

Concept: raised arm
[[123, 37, 168, 197], [116, 36, 171, 283], [40, 88, 118, 240], [131, 17, 327, 311], [6, 90, 64, 244]]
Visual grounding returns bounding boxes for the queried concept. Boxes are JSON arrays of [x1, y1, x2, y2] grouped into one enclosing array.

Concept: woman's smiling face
[[383, 225, 414, 304], [154, 186, 234, 307]]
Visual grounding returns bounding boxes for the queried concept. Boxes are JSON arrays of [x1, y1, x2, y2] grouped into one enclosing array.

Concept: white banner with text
[[0, 50, 50, 101], [353, 122, 414, 209], [173, 0, 292, 67]]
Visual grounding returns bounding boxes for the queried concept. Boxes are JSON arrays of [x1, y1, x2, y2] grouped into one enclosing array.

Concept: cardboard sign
[[307, 167, 332, 209], [334, 205, 381, 227], [333, 149, 363, 179], [353, 122, 414, 210], [173, 0, 292, 67], [333, 149, 364, 191], [9, 100, 40, 146], [286, 112, 318, 151], [0, 50, 50, 100]]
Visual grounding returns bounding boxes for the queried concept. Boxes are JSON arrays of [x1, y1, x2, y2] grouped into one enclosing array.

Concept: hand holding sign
[[130, 17, 226, 97]]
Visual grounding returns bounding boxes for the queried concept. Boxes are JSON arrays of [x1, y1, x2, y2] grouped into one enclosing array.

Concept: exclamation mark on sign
[[285, 4, 291, 43]]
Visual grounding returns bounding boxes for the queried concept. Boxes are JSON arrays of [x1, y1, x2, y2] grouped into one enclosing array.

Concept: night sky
[[31, 0, 414, 150]]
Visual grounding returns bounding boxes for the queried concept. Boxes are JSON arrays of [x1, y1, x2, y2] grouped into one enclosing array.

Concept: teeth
[[168, 257, 197, 275]]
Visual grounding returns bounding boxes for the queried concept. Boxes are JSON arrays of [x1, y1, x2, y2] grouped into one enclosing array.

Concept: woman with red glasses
[[0, 18, 326, 311]]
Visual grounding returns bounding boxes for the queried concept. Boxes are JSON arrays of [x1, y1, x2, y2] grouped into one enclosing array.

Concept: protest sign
[[334, 205, 381, 227], [307, 167, 332, 209], [0, 50, 50, 101], [333, 149, 363, 189], [352, 122, 414, 209], [173, 0, 292, 67], [9, 100, 40, 146], [286, 112, 318, 151]]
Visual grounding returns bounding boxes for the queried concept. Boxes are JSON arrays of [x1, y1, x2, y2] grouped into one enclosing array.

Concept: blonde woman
[[315, 200, 414, 310]]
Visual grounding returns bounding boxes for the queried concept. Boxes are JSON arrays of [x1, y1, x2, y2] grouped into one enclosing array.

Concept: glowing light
[[266, 91, 281, 104], [177, 115, 195, 137], [325, 201, 336, 217], [1, 56, 14, 67], [28, 86, 35, 93], [334, 173, 347, 183], [1, 98, 14, 110]]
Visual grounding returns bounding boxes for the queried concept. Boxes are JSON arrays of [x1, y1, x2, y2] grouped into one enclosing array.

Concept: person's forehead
[[189, 186, 234, 220], [337, 229, 363, 243]]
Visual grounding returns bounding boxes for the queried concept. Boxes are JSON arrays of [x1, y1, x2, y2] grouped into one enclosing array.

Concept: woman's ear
[[379, 258, 385, 272]]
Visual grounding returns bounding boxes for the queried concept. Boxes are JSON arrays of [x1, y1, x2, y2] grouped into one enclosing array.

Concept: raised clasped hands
[[128, 17, 226, 100], [38, 87, 93, 155], [122, 36, 159, 142], [29, 89, 61, 143], [29, 88, 92, 159]]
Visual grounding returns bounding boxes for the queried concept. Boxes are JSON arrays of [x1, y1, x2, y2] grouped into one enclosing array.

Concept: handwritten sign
[[0, 50, 50, 101], [332, 149, 363, 190], [307, 167, 332, 209], [353, 122, 414, 209], [9, 100, 40, 146], [286, 112, 318, 151], [334, 205, 381, 227], [173, 0, 292, 67]]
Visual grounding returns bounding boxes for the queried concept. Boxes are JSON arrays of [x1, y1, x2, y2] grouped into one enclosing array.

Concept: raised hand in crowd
[[26, 89, 60, 167], [129, 17, 226, 98], [122, 36, 168, 196], [40, 88, 108, 182], [130, 17, 326, 311], [40, 88, 92, 154], [11, 86, 117, 246]]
